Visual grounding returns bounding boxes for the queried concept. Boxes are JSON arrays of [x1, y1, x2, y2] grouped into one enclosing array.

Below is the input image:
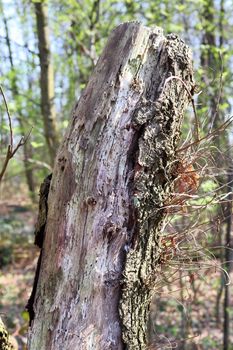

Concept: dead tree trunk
[[28, 22, 194, 350]]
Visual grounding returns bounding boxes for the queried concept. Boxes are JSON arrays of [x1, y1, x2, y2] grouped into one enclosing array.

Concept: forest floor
[[0, 198, 38, 350], [0, 199, 232, 350], [149, 266, 233, 349]]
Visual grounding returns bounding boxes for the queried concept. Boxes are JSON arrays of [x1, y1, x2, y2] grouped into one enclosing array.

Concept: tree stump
[[28, 22, 194, 350]]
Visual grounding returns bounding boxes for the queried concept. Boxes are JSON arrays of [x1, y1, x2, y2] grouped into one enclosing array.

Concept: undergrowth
[[148, 113, 233, 349]]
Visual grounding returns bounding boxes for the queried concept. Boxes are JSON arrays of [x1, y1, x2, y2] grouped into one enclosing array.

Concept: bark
[[0, 317, 14, 350], [28, 22, 194, 350], [34, 1, 59, 165]]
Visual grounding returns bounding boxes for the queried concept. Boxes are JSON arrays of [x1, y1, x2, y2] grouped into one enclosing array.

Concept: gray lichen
[[0, 318, 14, 350]]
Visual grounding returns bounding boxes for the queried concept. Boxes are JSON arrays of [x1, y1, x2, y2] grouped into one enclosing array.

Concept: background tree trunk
[[223, 163, 233, 350], [34, 0, 59, 165], [28, 22, 194, 350]]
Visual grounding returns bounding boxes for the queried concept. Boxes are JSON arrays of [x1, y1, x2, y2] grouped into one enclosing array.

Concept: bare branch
[[0, 89, 32, 182], [0, 84, 13, 149]]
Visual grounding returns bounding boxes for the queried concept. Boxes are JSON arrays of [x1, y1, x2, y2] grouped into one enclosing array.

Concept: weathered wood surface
[[28, 22, 194, 350]]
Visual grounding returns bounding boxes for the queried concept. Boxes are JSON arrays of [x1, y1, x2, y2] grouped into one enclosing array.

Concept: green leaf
[[21, 310, 30, 322], [31, 141, 44, 149]]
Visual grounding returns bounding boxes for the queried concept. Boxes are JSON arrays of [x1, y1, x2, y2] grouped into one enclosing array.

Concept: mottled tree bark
[[0, 317, 14, 350], [35, 1, 59, 165], [28, 22, 194, 350]]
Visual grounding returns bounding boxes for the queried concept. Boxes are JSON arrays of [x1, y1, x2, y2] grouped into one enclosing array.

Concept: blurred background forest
[[0, 0, 233, 349]]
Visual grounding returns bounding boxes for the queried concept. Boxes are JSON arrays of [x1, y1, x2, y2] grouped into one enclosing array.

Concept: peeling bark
[[28, 22, 194, 350]]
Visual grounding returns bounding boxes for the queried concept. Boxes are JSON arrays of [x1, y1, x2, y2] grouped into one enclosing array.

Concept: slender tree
[[223, 162, 233, 350], [199, 2, 232, 348], [34, 0, 59, 165]]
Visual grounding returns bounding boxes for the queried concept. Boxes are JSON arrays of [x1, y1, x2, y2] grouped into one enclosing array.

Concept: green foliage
[[202, 336, 219, 349], [0, 246, 13, 267], [30, 141, 44, 149], [1, 0, 232, 197]]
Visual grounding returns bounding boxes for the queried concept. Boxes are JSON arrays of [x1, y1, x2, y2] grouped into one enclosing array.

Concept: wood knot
[[58, 156, 67, 171], [85, 197, 97, 206], [103, 222, 120, 242]]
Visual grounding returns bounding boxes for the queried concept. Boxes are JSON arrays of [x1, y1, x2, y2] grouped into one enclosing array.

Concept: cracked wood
[[28, 22, 194, 350]]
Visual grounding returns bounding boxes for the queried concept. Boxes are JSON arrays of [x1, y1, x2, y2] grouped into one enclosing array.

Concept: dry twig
[[0, 85, 32, 182]]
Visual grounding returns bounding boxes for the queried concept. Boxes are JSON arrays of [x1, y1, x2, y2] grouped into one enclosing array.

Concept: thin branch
[[0, 86, 33, 182], [209, 52, 224, 131], [0, 85, 13, 148], [178, 115, 233, 152], [0, 35, 39, 56]]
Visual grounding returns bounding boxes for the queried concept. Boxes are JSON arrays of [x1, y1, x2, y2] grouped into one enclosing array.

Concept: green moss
[[129, 56, 142, 75]]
